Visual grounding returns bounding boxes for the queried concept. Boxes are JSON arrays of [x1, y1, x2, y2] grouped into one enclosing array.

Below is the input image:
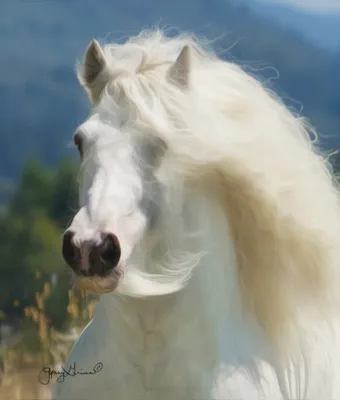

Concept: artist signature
[[38, 361, 103, 385]]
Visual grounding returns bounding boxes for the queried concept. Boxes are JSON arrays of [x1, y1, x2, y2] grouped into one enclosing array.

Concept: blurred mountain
[[248, 1, 340, 51], [0, 0, 339, 186]]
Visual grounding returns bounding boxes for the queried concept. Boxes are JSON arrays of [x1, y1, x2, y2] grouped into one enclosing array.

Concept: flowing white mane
[[77, 29, 340, 353], [55, 29, 340, 400]]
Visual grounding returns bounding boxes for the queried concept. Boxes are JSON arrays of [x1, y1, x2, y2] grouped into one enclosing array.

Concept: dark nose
[[62, 231, 80, 268], [91, 233, 121, 275], [62, 231, 121, 277]]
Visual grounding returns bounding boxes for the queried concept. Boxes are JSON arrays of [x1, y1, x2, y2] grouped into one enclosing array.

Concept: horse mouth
[[74, 268, 122, 294]]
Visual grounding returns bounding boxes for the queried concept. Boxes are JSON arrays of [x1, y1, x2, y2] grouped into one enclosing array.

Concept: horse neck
[[92, 182, 271, 370]]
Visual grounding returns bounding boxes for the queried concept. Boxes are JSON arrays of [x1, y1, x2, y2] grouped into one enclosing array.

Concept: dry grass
[[0, 368, 52, 400], [0, 281, 96, 400]]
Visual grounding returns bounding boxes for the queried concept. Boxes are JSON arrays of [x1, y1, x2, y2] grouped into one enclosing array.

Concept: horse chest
[[53, 306, 216, 400]]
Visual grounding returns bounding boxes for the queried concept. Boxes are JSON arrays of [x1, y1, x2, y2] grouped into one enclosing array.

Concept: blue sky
[[257, 0, 340, 12]]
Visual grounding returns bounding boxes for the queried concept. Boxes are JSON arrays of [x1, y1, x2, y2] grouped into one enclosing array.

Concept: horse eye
[[74, 133, 83, 158]]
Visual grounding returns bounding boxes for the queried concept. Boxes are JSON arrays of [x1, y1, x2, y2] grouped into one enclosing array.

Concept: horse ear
[[77, 39, 111, 103], [168, 45, 191, 88], [78, 39, 107, 86]]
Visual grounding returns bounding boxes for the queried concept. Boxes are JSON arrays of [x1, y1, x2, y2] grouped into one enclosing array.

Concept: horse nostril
[[62, 231, 78, 268], [98, 233, 121, 270]]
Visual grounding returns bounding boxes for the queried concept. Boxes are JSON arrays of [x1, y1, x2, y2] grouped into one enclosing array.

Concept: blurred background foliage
[[0, 158, 96, 399], [0, 159, 78, 326]]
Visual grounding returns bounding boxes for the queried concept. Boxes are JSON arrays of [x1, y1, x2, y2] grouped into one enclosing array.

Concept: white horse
[[53, 29, 340, 400]]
